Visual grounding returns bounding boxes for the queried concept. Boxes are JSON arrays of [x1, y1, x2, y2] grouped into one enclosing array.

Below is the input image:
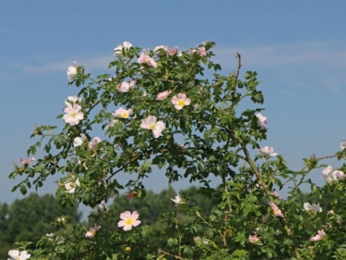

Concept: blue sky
[[1, 1, 346, 212]]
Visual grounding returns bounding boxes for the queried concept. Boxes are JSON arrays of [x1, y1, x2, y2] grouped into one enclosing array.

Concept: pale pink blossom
[[63, 103, 84, 125], [118, 211, 141, 231], [258, 146, 278, 156], [85, 224, 101, 238], [88, 137, 101, 149], [310, 229, 325, 241], [8, 249, 31, 260], [140, 116, 165, 138], [117, 80, 136, 92], [138, 50, 157, 68], [156, 90, 171, 101], [248, 234, 260, 243], [67, 62, 78, 82], [114, 41, 132, 58], [167, 46, 179, 56], [304, 202, 322, 213], [269, 201, 284, 218], [113, 107, 133, 119], [66, 95, 81, 104], [322, 165, 345, 182], [171, 93, 191, 110], [256, 113, 267, 130], [271, 191, 282, 200], [73, 134, 87, 147], [18, 157, 35, 165], [197, 46, 207, 57]]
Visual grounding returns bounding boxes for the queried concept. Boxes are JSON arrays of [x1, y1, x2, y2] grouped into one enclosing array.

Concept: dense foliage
[[8, 41, 346, 259]]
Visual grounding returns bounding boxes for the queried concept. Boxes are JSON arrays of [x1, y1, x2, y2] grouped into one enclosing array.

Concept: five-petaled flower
[[85, 224, 101, 238], [303, 202, 322, 213], [113, 107, 133, 119], [171, 93, 191, 110], [171, 193, 184, 205], [18, 157, 35, 165], [114, 41, 132, 58], [156, 90, 171, 101], [63, 103, 84, 126], [8, 249, 31, 260], [310, 229, 326, 241], [66, 62, 78, 82], [117, 80, 136, 93], [140, 116, 165, 138], [118, 211, 141, 231], [256, 113, 267, 130], [258, 146, 278, 156], [138, 50, 157, 68], [269, 201, 284, 218]]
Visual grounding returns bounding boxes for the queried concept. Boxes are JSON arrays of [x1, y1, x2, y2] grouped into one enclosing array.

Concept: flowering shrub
[[8, 41, 346, 259]]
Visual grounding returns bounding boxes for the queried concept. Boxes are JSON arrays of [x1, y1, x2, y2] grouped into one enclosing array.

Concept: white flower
[[91, 200, 107, 214], [341, 140, 346, 150], [64, 177, 80, 194], [303, 202, 322, 213], [66, 95, 82, 104], [256, 113, 267, 130], [8, 250, 31, 260], [66, 62, 78, 82], [63, 103, 84, 126], [171, 193, 184, 205], [73, 134, 87, 147], [114, 41, 132, 58], [117, 80, 136, 92], [258, 146, 278, 156]]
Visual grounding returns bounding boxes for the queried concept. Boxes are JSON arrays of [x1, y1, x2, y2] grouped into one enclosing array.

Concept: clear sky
[[1, 1, 346, 211]]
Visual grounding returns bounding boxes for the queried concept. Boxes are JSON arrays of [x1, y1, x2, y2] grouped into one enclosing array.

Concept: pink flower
[[118, 211, 141, 231], [85, 224, 101, 238], [66, 62, 78, 82], [63, 103, 84, 125], [322, 165, 345, 182], [140, 116, 165, 138], [258, 146, 278, 156], [167, 46, 178, 56], [138, 50, 157, 68], [66, 95, 81, 104], [269, 201, 284, 218], [310, 229, 325, 241], [88, 137, 101, 149], [256, 113, 267, 130], [171, 93, 191, 110], [156, 90, 171, 101], [271, 191, 282, 200], [113, 107, 133, 119], [117, 80, 136, 92], [248, 234, 260, 243], [197, 46, 207, 57], [18, 157, 35, 165]]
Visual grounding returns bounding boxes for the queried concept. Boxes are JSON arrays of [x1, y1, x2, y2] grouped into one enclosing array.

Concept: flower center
[[70, 111, 77, 118], [149, 123, 156, 130], [125, 217, 134, 225], [177, 99, 185, 107], [121, 112, 129, 118]]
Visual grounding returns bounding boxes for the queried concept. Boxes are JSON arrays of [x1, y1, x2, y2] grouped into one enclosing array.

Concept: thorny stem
[[239, 140, 292, 237]]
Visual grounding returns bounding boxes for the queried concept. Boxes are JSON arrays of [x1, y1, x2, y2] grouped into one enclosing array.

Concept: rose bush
[[9, 41, 346, 259]]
